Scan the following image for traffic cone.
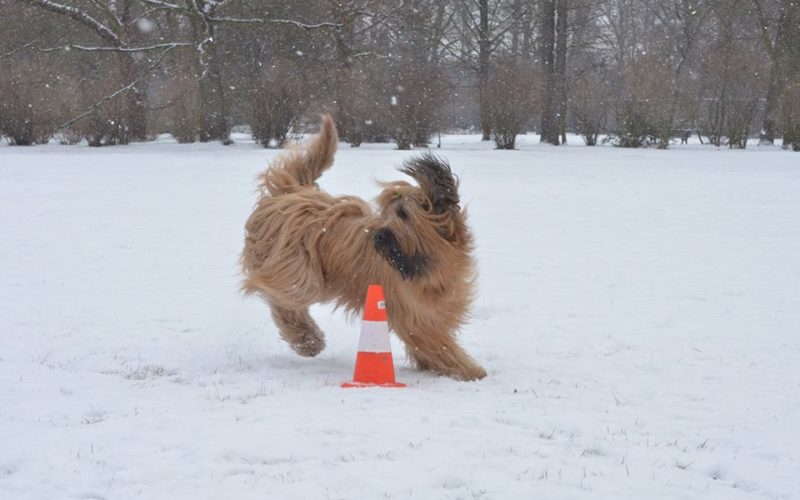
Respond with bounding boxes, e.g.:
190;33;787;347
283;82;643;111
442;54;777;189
341;285;406;388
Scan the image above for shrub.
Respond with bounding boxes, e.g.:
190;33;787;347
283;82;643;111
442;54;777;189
570;77;608;146
0;60;57;145
485;61;538;150
248;63;308;148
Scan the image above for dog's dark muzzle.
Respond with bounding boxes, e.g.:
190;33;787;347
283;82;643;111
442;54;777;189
373;228;395;249
373;228;427;280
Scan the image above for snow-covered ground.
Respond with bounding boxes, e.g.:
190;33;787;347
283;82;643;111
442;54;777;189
1;134;798;499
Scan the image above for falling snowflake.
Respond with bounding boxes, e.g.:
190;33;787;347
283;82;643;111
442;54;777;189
136;18;155;33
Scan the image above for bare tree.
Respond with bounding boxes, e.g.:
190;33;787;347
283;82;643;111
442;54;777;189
648;0;710;148
697;0;764;148
451;0;523;140
752;0;783;144
383;0;452;149
537;0;570;145
13;0;158;142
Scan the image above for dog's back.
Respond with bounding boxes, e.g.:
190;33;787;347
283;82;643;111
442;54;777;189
242;115;344;298
259;115;338;196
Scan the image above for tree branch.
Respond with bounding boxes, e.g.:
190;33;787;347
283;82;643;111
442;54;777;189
35;42;193;53
2;42;36;58
15;0;121;45
751;0;776;57
139;0;183;10
207;16;342;29
87;0;123;31
351;50;391;59
267;18;343;29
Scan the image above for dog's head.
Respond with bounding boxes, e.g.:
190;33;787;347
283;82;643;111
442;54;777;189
373;153;473;281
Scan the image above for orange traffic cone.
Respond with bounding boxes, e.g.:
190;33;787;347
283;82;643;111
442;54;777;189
341;285;406;388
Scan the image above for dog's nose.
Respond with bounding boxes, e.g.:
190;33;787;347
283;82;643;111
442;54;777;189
373;228;393;247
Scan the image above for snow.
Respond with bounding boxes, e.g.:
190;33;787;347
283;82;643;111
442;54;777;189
1;134;799;499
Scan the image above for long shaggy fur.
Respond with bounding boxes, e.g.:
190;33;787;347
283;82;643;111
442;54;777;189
241;115;486;381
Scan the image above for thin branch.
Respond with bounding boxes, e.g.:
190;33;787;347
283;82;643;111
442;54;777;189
303;17;344;29
440;39;479;69
2;42;36;58
208;16;342;29
206;16;262;23
139;0;183;10
35;42;193;53
214;0;237;10
351;50;391;59
87;0;122;31
489;15;520;46
751;0;775;57
128;6;173;25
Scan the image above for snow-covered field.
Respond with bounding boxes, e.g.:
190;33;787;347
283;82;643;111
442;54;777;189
1;134;798;499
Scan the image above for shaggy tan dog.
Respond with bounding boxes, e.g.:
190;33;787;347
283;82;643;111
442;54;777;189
241;116;486;381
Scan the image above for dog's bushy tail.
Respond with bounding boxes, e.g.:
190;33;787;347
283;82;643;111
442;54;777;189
260;115;338;196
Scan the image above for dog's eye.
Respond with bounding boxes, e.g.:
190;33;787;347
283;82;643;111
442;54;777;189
420;200;431;212
396;205;408;220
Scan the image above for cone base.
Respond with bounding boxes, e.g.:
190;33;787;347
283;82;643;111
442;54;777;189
342;351;405;388
341;381;406;388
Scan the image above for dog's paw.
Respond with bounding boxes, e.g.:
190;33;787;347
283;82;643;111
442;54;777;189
428;361;487;381
291;337;326;357
458;364;487;381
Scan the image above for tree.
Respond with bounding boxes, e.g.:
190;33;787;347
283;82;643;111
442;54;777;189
384;0;451;149
775;0;799;149
697;0;764;148
538;0;558;144
452;0;524;140
537;0;569;145
14;0;158;142
648;0;710;148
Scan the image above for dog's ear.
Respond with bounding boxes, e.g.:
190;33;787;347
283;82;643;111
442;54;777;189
400;153;460;214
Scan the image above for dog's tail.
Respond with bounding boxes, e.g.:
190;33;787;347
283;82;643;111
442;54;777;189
260;115;338;196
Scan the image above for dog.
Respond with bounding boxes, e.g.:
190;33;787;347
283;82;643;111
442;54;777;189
241;115;486;381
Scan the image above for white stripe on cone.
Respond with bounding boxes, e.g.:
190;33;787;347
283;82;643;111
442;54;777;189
357;320;391;353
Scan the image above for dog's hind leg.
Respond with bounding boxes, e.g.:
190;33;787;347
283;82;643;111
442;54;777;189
391;320;486;381
269;304;326;357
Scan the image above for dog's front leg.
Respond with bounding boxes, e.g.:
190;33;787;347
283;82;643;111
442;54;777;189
269;303;326;357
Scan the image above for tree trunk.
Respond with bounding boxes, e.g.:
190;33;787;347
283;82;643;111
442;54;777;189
478;0;491;141
190;10;229;143
760;63;780;144
755;0;784;145
777;0;799;149
555;0;568;145
521;6;533;59
206;37;230;143
332;2;361;146
119;53;147;142
539;0;559;145
118;0;146;142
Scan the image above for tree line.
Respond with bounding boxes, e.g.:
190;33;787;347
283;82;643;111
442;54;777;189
1;0;798;150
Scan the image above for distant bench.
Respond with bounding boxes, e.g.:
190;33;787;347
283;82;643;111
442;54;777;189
670;129;693;144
